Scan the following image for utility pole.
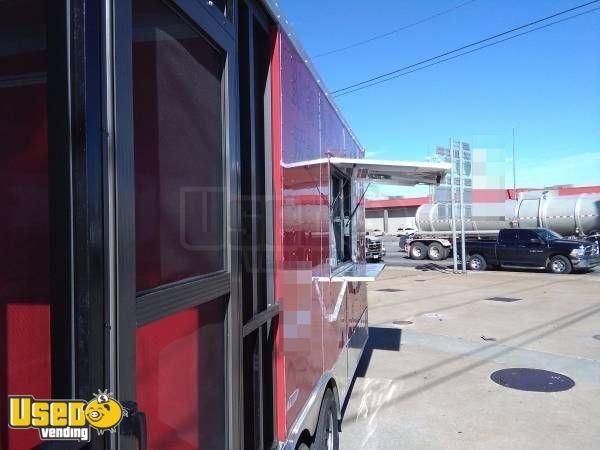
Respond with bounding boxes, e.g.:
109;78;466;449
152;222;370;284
459;141;467;273
450;139;458;273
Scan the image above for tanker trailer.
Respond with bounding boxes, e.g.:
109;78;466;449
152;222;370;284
514;192;600;237
415;200;517;233
407;191;600;260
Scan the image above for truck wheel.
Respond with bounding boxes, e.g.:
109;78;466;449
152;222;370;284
548;255;572;274
468;254;487;271
313;389;339;450
410;242;428;260
427;243;446;261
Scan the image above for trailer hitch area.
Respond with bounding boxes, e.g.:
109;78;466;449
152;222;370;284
120;400;147;450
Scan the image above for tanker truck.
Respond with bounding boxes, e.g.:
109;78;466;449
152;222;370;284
405;190;600;260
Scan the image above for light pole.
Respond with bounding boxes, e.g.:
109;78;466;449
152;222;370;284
450;139;458;273
459;141;466;273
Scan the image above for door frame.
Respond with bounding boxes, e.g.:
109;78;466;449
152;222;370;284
237;1;278;447
110;0;242;448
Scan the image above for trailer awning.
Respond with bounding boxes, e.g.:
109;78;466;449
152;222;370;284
283;157;450;186
330;157;449;186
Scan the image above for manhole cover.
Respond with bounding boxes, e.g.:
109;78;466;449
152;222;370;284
378;288;404;292
485;296;521;303
490;368;574;392
415;279;426;282
392;320;413;326
593;335;600;341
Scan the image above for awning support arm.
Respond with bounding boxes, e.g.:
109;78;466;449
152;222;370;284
347;182;372;225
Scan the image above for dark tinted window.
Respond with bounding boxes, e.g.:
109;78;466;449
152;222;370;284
499;229;519;242
537;229;562;241
519;230;539;242
133;0;225;292
331;171;352;265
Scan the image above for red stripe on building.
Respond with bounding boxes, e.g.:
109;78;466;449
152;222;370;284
558;185;600;196
365;196;431;209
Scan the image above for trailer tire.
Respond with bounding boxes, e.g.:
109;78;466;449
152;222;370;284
410;242;428;260
427;243;446;261
548;255;572;274
467;254;487;271
313;389;339;450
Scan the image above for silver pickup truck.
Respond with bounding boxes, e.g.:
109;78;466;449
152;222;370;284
366;235;386;262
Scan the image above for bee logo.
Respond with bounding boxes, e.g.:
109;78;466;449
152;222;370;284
84;390;127;435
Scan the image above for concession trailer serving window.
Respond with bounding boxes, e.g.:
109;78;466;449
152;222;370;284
284;158;450;281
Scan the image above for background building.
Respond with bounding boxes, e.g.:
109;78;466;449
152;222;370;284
365;197;429;232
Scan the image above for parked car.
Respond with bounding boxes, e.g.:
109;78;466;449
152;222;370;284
465;228;600;274
396;227;417;237
368;228;385;237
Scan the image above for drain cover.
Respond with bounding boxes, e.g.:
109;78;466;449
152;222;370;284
490;368;574;392
485;296;521;303
378;288;404;292
392;320;413;326
415;279;426;282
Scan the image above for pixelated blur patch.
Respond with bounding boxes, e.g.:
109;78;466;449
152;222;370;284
281;265;314;352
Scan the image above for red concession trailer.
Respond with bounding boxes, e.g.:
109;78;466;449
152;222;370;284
0;0;448;449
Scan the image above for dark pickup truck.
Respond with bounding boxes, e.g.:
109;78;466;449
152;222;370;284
465;228;600;274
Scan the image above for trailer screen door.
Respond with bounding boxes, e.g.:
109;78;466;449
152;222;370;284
114;0;238;448
132;1;227;447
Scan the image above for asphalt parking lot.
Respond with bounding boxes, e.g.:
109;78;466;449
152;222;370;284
340;264;600;450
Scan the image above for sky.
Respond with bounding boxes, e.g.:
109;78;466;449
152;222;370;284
279;0;600;197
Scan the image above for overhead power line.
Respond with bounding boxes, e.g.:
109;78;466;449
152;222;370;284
331;0;600;97
314;0;479;58
334;5;600;98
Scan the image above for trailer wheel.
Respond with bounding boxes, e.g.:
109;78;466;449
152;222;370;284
427;243;447;261
410;242;428;260
313;389;339;450
467;254;487;271
548;255;572;274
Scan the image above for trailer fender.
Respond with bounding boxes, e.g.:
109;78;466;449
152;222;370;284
282;372;341;449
